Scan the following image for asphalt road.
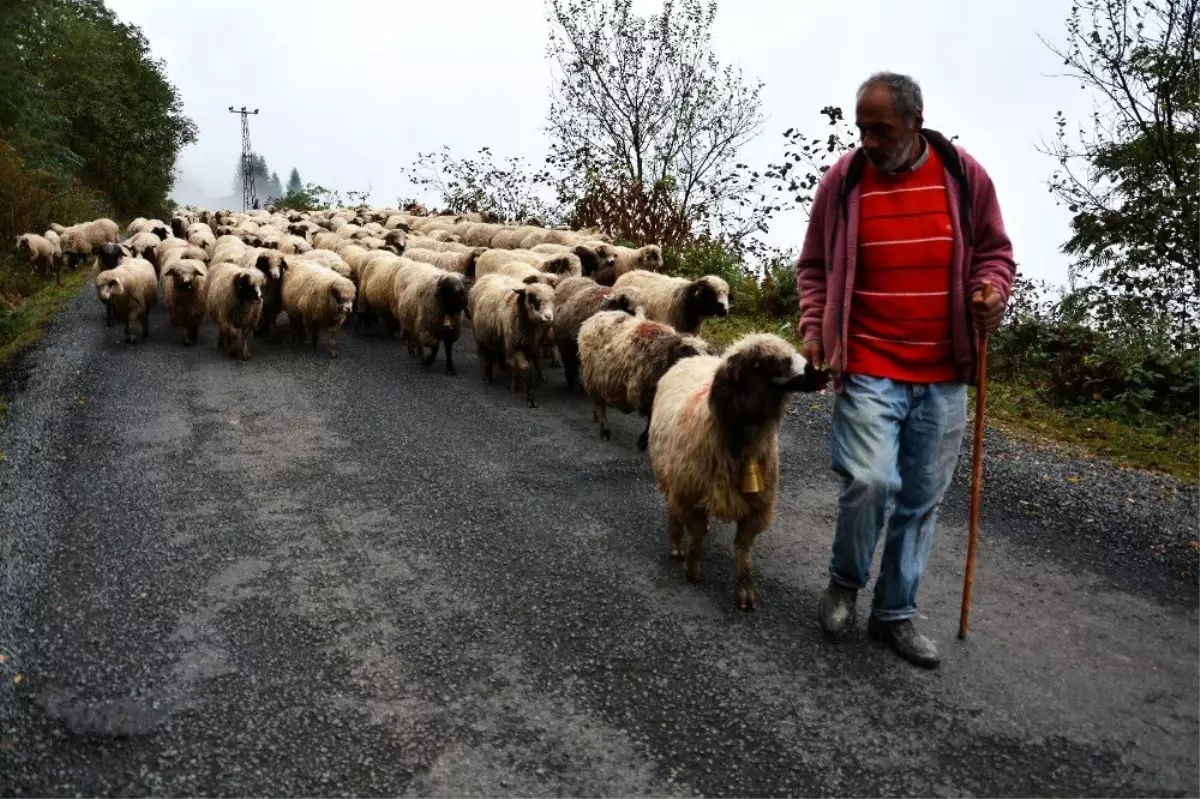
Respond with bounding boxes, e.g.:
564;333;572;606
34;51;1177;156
2;291;1197;797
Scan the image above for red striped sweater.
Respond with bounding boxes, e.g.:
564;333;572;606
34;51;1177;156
846;144;959;383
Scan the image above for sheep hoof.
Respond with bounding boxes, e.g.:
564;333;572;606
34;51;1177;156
669;544;684;560
600;427;611;442
684;561;701;583
636;431;649;451
421;354;436;367
445;366;457;377
738;588;757;611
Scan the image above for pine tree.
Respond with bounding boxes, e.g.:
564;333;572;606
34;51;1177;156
286;167;302;194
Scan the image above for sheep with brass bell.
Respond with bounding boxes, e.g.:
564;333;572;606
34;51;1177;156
647;333;830;610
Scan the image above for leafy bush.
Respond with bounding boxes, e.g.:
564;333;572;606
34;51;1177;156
991;278;1199;422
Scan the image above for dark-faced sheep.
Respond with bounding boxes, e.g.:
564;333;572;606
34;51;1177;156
648;333;830;610
578;310;707;449
161;258;208;345
553;278;645;392
95;257;157;344
61;218;119;269
391;261;470;375
467;274;555;408
613;270;729;335
207;262;265;360
241;248;288;337
281;258;356;359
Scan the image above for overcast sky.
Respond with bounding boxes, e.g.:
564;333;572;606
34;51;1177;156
104;0;1094;286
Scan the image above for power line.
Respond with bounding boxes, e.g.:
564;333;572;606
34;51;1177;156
228;106;260;211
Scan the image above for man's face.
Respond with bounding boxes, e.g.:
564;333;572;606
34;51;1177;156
855;85;921;173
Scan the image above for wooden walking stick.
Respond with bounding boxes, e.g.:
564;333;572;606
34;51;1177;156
958;282;993;640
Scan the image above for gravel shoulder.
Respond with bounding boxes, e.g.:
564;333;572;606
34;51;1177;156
1;292;1196;797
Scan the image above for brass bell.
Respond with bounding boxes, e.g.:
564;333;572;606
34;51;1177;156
741;459;763;494
443;314;454;328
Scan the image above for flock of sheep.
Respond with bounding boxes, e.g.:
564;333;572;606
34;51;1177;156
14;206;828;609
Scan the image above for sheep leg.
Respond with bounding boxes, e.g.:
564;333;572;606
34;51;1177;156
382;312;399;338
589;393;611;441
187;324;199;345
479;344;495;385
420;340;440;368
141;311;150;339
327;326;340;360
667;512;686;559
683;507;710;583
443;338;456;376
105;303;116;328
238;328;251;361
308;322;320;350
123;315;136;345
637;412;652;452
734;515;769;611
288;314;305;345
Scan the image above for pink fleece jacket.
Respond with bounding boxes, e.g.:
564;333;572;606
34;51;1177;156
795;141;1017;388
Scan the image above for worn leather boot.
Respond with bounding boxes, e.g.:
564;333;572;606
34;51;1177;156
817;580;858;639
867;617;940;669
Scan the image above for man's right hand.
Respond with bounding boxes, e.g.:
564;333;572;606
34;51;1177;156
801;339;825;371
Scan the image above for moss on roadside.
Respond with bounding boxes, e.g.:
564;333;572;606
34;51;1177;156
0;268;88;423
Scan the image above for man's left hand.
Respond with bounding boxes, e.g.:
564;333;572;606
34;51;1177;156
971;286;1006;334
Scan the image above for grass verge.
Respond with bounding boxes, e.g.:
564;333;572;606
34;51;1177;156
698;314;1199;483
0;268;88;423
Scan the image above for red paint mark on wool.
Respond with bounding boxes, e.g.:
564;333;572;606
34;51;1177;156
682;381;712;426
634;322;667;340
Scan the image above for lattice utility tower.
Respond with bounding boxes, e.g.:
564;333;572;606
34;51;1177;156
228;106;260;210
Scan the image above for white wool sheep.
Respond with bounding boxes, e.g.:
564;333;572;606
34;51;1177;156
210;235;249;267
578;310;708;449
532;241;616;280
186;222;217;254
161;258;208;345
384;215;412;232
488;226;541;249
43;229;62;262
517;228;578;250
459;223;503;247
473;249;575;281
60;218;119;269
161;244;209;273
553;278;646;392
297;249;353;279
128;218;172;240
95;257;157;343
391;261;470;375
279;235;312;255
595;244;663;285
648;333;829;609
404;246;487;279
206;261;265;361
15;234;57;277
354;251;408;336
126;231;163;271
48;222;66;235
313;231;342;251
485;261;560;288
467;274;555;408
281;257;357;359
404;237;476;255
156;236;189;267
612;270;730;335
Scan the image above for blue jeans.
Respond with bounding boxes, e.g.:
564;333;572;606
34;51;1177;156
829;375;967;622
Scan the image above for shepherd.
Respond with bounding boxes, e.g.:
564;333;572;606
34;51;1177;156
796;72;1017;668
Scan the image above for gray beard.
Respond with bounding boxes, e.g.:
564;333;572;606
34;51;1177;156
878;132;921;174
